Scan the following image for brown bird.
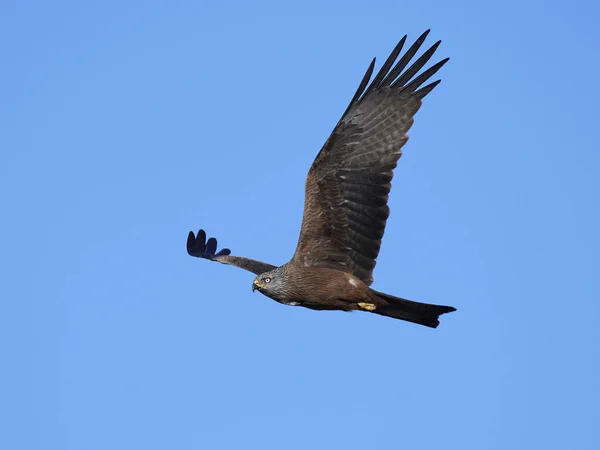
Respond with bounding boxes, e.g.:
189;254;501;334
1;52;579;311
188;30;456;328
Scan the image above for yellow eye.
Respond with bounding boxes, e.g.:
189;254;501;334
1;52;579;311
263;277;271;283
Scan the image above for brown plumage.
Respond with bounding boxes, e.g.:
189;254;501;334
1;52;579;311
187;30;456;328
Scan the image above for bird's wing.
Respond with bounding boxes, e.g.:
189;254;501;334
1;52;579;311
292;30;448;286
187;230;277;275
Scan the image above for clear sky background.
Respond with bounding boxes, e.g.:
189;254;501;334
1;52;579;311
2;1;599;449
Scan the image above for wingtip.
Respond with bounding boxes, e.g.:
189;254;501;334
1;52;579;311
419;29;432;40
187;228;232;259
216;248;232;256
186;230;198;256
414;78;442;98
368;57;376;72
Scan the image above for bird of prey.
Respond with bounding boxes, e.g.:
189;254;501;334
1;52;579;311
188;30;456;328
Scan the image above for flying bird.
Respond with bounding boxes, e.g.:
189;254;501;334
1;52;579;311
188;30;456;328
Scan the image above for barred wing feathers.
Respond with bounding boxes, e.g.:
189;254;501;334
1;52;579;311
292;30;448;285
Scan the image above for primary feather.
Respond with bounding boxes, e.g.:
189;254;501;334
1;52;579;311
292;31;449;285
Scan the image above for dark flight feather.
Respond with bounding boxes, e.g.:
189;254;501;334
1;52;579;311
187;230;231;258
364;36;407;97
292;31;448;285
187;229;276;275
380;29;431;87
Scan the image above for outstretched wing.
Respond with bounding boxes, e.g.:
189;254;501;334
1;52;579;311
187;229;277;275
292;30;448;286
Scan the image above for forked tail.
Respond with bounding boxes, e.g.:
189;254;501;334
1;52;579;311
369;289;456;328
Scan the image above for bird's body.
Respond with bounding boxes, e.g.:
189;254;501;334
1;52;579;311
187;30;457;328
249;264;454;328
254;265;369;309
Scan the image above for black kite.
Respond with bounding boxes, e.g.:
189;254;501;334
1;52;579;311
188;30;456;328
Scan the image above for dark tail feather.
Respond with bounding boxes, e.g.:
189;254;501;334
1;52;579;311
369;289;456;328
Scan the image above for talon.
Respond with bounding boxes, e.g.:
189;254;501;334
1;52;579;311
358;302;376;311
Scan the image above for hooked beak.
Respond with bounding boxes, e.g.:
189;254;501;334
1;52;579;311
252;279;263;292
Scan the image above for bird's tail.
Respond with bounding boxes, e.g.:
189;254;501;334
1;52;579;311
369;289;456;328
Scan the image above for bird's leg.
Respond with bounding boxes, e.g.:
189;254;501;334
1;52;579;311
357;302;377;311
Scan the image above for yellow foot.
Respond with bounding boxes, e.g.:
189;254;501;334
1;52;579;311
358;302;377;311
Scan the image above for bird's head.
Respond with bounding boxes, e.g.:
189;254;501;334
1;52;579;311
252;267;286;298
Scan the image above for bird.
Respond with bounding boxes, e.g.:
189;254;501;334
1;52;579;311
187;30;456;328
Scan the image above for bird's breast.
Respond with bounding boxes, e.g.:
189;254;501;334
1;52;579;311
282;267;369;305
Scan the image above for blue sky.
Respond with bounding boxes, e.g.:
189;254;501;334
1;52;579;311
1;1;599;449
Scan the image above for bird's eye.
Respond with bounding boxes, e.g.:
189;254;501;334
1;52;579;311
263;277;271;283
